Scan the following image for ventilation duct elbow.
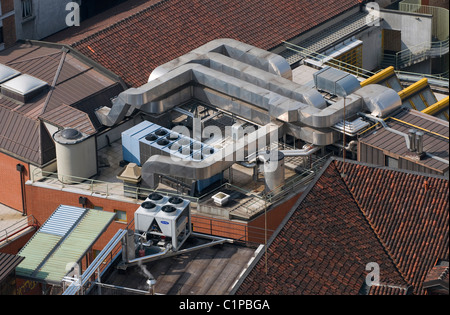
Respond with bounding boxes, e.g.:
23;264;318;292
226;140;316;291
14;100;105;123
353;84;402;118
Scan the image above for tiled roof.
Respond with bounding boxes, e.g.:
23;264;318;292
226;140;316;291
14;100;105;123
0;41;124;165
234;160;409;295
234;159;448;295
334;160;449;295
65;0;363;87
0;253;24;283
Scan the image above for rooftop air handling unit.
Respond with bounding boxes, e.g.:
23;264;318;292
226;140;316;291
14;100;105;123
120;193;232;269
134;194;191;252
122;121;223;196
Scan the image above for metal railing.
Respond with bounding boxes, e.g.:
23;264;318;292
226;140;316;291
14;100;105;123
0;215;37;245
31;151;326;218
399;1;449;41
30;168;201;205
284;41;449;86
382;39;449;70
283;41;376;79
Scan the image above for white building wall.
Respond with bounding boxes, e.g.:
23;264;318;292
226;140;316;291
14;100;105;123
381;8;433;54
14;0;79;40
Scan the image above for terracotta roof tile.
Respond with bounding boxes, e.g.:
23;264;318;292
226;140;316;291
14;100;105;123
334;160;449;295
235;161;408;295
67;0;362;87
234;159;448;295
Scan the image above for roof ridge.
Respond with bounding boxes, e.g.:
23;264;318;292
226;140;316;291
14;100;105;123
331;160;412;288
371;282;413;294
439;267;449;280
72;0;171;47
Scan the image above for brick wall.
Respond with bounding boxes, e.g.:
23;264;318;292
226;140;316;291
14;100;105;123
24;183;302;247
0;153;29;211
0;0;16;49
0;0;14;13
24;184;140;251
427;0;449;9
1;15;16;48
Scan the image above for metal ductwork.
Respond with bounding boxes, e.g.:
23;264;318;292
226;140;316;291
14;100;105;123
141;123;281;189
148;38;293;81
313;66;361;97
96;39;406;190
96;39;403;136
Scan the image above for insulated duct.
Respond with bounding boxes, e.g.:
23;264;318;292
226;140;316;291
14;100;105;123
148;38;293;81
141;123;281;189
96;38;407;191
96;39;402;141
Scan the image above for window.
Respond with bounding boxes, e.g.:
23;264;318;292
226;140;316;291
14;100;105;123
0;27;4;44
22;0;33;19
93;206;104;211
114;210;127;223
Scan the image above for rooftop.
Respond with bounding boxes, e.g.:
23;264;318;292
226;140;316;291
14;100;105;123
233;158;449;295
47;0;363;87
0;41;124;166
359;107;449;174
97;239;259;295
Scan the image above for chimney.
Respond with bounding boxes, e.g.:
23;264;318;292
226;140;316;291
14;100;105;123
408;129;417;152
415;131;424;155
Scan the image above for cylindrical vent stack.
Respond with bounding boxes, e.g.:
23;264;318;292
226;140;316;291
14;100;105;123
53;128;97;184
415;131;424;155
408;129;417;152
262;150;285;193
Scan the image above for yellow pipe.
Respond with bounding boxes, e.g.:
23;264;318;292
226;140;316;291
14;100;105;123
398;78;429;100
389;117;449;140
360;66;395;87
422;96;449;116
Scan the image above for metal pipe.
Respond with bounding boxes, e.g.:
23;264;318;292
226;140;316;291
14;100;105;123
280;145;321;157
358;113;449;165
125;233;232;266
126;247;171;265
16;164;27;216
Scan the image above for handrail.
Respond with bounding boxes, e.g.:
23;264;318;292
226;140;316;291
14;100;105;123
30;168;201;204
382;39;449;71
284;40;449;86
283;41;376;79
0;215;38;244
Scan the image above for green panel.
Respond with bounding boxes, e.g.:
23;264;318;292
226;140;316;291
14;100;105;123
16;233;61;278
38;210;116;283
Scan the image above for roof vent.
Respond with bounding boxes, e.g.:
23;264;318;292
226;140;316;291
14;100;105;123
60;128;82;140
0;74;48;103
0;64;21;83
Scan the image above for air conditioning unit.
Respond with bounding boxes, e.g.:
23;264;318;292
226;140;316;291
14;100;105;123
134;194;191;251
